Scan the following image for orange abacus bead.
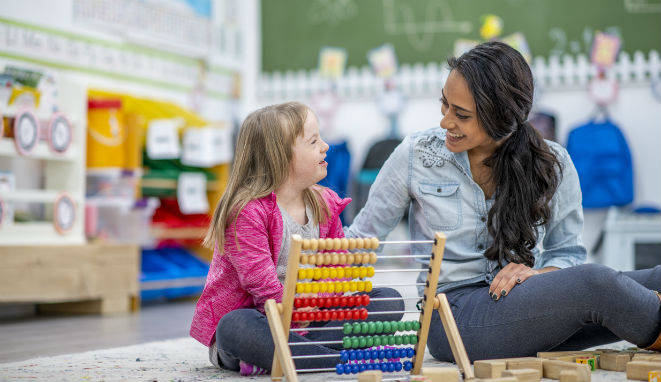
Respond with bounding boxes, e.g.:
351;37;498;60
299;254;308;265
371;237;380;249
324;254;332;265
317;239;326;251
370;252;378;264
341;238;349;250
302;239;310;250
355;238;364;248
310;240;318;251
347;254;355;264
308;254;317;265
362;252;370;264
315;254;323;265
348;238;357;250
331;253;340;265
333;238;341;250
339;254;348;264
325;238;334;249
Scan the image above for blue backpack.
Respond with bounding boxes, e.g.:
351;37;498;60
566;117;633;208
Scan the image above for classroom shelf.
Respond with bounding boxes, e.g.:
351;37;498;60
0;189;79;204
0;221;84;245
0;137;78;161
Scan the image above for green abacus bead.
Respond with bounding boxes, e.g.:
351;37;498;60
375;321;383;333
413;321;421;330
411;334;418;344
399;321;407;332
392;321;400;332
343;323;352;335
343;337;351;349
353;322;361;334
359;337;367;348
387;335;396;345
368;322;376;334
383;321;391;333
373;336;382;346
366;336;374;347
404;321;413;331
395;335;403;345
361;322;369;334
351;337;360;349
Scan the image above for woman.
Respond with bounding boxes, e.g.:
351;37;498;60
345;41;661;360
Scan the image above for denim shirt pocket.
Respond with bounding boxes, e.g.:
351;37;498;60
416;182;462;230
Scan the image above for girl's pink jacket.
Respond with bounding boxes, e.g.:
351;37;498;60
190;188;351;346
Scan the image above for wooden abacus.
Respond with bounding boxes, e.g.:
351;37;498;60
265;232;474;381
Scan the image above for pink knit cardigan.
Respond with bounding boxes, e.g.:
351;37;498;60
190;188;351;346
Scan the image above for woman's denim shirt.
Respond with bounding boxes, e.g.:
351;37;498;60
344;127;587;294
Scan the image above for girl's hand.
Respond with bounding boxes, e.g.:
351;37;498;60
295;293;319;328
488;263;538;301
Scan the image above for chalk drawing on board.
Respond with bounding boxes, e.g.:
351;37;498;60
624;0;661;12
383;0;472;52
309;0;359;26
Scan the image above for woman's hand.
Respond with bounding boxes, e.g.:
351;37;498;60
488;263;538;301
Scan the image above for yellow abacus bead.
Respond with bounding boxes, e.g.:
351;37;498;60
329;268;338;278
321;268;330;279
356;238;364;248
308;254;317;265
337;268;345;278
359;267;367;278
333;238;341;250
342;281;350;292
305;283;313;293
347;254;355;265
318;239;326;251
319;282;328;293
371;237;380;250
298;269;306;280
348;238;357;250
331;253;340;265
340;254;348;264
370;252;378;264
367;267;375;277
365;281;373;292
327;282;335;293
308;268;315;279
299;254;308;265
341;238;349;250
362;252;370;264
302;239;310;250
349;281;357;291
353;267;361;278
310;240;318;251
313;268;322;280
357;281;365;292
296;283;304;293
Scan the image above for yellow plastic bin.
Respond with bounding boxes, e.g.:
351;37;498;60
87;98;125;169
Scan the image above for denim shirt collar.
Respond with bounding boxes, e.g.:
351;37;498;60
416;129;473;181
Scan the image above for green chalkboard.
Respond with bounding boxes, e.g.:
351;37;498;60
262;0;661;72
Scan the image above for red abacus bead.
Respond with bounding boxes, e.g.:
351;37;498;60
332;297;340;307
307;298;315;307
330;310;338;320
324;298;332;308
337;310;345;321
348;296;356;307
294;299;302;308
323;310;331;321
292;312;300;322
339;297;347;307
315;311;323;321
362;295;370;306
352;309;361;320
360;308;368;320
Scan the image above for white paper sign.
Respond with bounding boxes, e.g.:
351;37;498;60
181;126;232;167
147;119;181;159
177;172;209;214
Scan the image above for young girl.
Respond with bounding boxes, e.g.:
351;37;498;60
190;102;403;375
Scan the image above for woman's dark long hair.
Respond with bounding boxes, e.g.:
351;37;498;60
448;41;562;267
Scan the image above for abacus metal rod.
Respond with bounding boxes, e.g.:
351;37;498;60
296;367;336;373
374;269;424;273
370;296;421;302
379;240;434;244
327;378;407;382
291;354;339;359
376;254;431;259
289;340;343;346
373;282;426;287
368;310;420;315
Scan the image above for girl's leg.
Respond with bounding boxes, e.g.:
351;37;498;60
216;309;340;371
427;263;661;361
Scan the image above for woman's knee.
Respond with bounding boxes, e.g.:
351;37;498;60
574;263;619;291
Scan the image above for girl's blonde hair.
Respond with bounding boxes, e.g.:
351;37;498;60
204;101;330;251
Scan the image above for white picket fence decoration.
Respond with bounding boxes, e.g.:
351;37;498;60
258;51;661;101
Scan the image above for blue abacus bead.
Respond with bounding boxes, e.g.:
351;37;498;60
380;362;388;372
378;350;386;360
358;364;366;373
393;348;401;358
351;364;359;374
336;364;344;375
356;350;365;360
404;361;413;371
371;349;378;360
340;350;349;363
385;349;393;359
406;348;415;358
395;362;403;372
388;362;395;372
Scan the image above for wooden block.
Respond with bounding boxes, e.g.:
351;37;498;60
501;369;541;382
559;370;579;382
627;361;661;381
358;370;382;382
541;359;590;382
550;356;579;363
599;352;630;372
505;358;543;376
421;367;461;382
473;378;517;382
575;357;596;371
537;351;600;359
474;360;507;379
634;354;661;362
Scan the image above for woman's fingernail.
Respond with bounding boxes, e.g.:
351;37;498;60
491;293;498;301
501;289;507;297
516;278;522;284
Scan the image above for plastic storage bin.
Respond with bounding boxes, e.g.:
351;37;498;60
140;247;209;301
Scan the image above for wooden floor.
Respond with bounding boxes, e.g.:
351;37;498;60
0;299;197;363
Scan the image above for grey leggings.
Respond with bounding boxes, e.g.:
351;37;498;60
428;263;661;361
